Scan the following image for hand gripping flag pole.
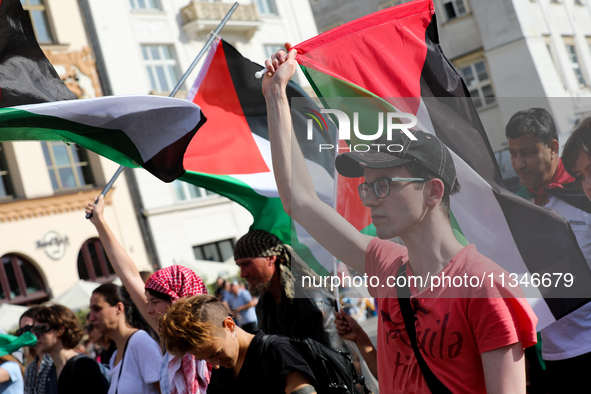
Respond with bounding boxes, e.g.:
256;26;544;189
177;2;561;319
86;2;239;219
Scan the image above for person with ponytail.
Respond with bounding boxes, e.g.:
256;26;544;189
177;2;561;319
85;196;210;394
89;283;162;394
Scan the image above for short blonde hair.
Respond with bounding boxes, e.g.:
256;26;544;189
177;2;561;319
158;294;230;356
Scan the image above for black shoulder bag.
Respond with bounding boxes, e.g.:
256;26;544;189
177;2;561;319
397;264;451;394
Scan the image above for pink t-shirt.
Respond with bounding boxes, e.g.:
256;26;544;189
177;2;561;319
365;238;538;394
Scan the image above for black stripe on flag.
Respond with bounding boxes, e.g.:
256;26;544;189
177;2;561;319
0;0;77;108
221;40;336;175
420;14;591;320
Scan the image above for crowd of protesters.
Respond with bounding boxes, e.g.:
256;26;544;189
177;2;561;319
3;47;591;394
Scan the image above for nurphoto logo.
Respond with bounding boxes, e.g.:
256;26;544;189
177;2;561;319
304;107;418;152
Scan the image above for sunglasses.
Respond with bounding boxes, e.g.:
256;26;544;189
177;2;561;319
32;324;55;338
16;324;33;337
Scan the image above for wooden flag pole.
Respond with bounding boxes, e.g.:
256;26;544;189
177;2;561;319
86;2;239;219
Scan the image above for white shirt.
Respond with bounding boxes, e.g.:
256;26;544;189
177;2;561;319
108;330;162;394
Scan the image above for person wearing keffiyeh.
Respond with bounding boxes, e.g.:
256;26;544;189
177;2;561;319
234;230;336;350
506;108;591;394
145;266;211;394
85;196;210;394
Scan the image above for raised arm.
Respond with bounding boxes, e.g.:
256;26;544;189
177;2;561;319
85;195;156;332
262;44;372;273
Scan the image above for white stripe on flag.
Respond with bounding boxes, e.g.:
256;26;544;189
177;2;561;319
417;98;555;330
16;95;202;162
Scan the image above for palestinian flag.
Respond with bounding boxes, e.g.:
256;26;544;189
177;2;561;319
0;0;205;183
184;38;337;275
293;0;591;329
0;96;205;182
0;0;77;106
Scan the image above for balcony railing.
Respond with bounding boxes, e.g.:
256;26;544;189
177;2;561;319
181;1;262;38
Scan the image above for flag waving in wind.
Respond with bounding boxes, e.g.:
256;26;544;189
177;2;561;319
0;0;206;183
293;0;591;329
0;0;76;106
183;38;337;275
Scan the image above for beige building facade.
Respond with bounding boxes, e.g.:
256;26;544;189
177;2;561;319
0;0;151;306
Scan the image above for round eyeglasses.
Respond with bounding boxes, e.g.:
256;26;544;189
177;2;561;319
358;177;425;200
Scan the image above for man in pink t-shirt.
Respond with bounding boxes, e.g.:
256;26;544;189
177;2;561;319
261;44;537;394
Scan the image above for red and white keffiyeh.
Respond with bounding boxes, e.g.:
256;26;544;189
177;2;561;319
145;265;211;394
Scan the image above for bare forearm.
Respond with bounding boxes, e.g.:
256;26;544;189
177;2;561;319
352;331;378;380
93;217;141;280
265;87;319;216
92;216;149;320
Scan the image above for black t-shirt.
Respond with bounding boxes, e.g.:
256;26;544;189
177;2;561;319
207;331;315;394
57;354;109;394
256;289;331;348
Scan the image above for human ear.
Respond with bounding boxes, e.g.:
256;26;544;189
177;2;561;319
267;255;277;267
222;316;236;331
548;140;559;158
426;178;445;207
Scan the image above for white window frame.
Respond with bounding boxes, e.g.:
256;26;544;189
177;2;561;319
457;59;496;110
255;0;278;15
564;41;587;88
0;144;13;200
142;45;181;93
172;180;217;203
441;0;468;21
41;142;94;191
20;0;55;44
129;0;162;11
192;239;235;263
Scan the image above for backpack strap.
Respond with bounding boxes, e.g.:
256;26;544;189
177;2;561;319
258;334;278;378
397;264;451;394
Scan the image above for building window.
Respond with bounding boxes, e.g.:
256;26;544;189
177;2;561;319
255;0;278;15
20;0;55;44
129;0;162;10
173;180;216;202
0;144;14;200
41;142;94;191
442;0;467;21
142;45;181;93
0;254;49;305
565;44;587;87
77;239;116;283
193;239;234;263
459;60;496;109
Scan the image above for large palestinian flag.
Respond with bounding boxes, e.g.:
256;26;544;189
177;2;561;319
0;0;205;183
0;96;205;182
293;0;591;329
184;38;337;275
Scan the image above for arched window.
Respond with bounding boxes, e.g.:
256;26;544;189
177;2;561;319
0;254;49;305
77;238;116;283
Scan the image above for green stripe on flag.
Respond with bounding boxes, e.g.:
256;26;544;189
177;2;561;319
0;107;143;168
180;171;330;275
